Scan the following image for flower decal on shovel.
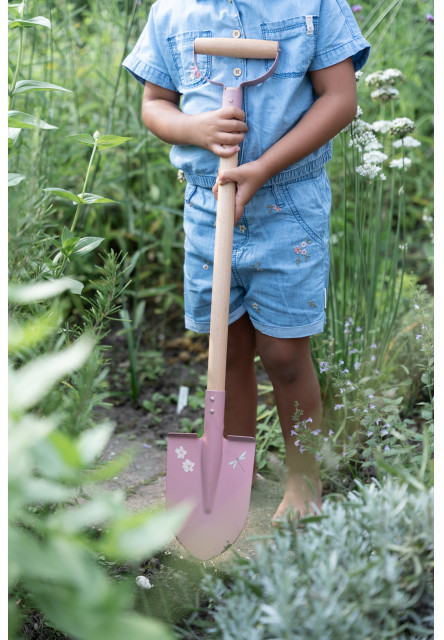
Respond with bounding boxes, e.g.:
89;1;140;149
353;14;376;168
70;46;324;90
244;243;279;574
228;451;247;471
182;459;195;472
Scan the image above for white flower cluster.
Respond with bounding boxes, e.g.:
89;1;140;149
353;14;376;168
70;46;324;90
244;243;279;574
389;157;412;171
363;150;388;164
392;135;421;148
370;86;399;102
388;117;415;138
356;163;386;180
371;120;393;134
365;68;406;88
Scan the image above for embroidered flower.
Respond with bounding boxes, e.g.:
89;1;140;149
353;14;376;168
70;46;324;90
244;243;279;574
182;459;195;472
294;239;312;266
175;446;187;459
202;262;209;270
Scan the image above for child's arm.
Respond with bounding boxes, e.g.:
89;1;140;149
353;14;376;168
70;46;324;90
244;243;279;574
215;57;358;222
141;82;248;158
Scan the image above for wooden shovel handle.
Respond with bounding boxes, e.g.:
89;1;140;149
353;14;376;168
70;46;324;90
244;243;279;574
207;152;238;391
194;38;279;59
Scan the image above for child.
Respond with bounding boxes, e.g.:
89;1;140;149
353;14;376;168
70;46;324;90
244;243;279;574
123;0;370;524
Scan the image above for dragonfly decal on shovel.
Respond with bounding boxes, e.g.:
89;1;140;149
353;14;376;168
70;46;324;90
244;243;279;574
228;451;247;472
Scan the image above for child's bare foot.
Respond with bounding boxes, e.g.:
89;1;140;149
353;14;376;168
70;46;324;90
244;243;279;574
272;472;322;526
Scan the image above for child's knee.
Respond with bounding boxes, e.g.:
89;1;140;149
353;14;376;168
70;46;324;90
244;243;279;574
258;337;312;385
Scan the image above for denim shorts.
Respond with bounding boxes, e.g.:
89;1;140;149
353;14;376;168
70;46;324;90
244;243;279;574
183;168;331;339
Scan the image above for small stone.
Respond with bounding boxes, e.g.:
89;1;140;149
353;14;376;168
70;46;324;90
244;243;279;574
136;575;153;589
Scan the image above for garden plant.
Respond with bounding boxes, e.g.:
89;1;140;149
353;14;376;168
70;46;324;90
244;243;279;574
8;0;434;638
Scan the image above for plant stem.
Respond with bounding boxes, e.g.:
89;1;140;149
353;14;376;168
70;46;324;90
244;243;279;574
57;139;99;276
9;26;24;110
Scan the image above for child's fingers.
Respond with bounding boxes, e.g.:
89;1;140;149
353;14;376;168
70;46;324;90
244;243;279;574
213;145;240;158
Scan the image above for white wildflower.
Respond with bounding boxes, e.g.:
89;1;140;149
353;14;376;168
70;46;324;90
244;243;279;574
389;117;415;137
371;120;393;134
355;70;363;81
389;157;412;171
349;128;382;152
365;68;406;87
371;87;400;102
363;150;388;165
392;136;421;148
356;163;383;180
177;169;185;183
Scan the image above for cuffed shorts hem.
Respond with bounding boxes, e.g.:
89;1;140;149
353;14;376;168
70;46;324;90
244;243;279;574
184;304;247;334
250;316;325;339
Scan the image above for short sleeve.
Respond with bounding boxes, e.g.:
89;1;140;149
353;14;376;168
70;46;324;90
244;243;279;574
309;0;371;72
122;6;177;91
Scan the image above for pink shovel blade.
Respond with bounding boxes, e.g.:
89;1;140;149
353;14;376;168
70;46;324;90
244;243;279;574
166;390;256;560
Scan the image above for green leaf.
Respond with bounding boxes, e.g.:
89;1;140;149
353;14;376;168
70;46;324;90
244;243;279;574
8;173;25;187
61;226;74;243
8;4;25;20
77;423;114;464
99;503;192;561
81;193;118;205
8;335;94;412
8;110;57;130
8;16;51;29
48;491;125;534
43;188;84;203
8;127;21;150
96;135;132;150
11;80;71;96
66;133;95;147
72;236;105;256
8;277;84;302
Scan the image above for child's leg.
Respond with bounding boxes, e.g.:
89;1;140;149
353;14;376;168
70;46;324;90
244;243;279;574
223;313;258;480
255;332;323;522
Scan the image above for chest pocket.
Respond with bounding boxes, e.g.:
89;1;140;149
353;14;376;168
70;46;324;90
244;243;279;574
260;16;318;78
168;30;212;89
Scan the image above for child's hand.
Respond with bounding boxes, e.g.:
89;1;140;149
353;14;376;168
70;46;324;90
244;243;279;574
195;107;248;157
213;160;269;224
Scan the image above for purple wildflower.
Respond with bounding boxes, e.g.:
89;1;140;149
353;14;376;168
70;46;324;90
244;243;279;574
416;334;422;341
384;445;390;450
312;429;321;436
381;428;388;436
293;439;300;447
426;13;434;22
319;361;329;373
370;343;377;349
369;404;376;410
367;431;373;437
328;430;335;436
352;4;363;12
354;362;361;370
334;404;344;410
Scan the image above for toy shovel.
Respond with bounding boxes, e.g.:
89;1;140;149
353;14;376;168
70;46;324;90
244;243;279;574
166;38;280;561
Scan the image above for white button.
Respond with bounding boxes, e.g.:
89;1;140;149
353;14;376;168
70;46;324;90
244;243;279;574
232;29;241;38
233;67;242;77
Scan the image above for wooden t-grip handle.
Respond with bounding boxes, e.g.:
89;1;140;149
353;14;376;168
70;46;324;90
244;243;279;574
194;38;279;59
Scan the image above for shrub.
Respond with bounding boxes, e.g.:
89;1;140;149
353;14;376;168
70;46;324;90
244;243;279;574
200;478;433;640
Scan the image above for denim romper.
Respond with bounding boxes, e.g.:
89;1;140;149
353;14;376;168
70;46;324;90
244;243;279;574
123;0;370;338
